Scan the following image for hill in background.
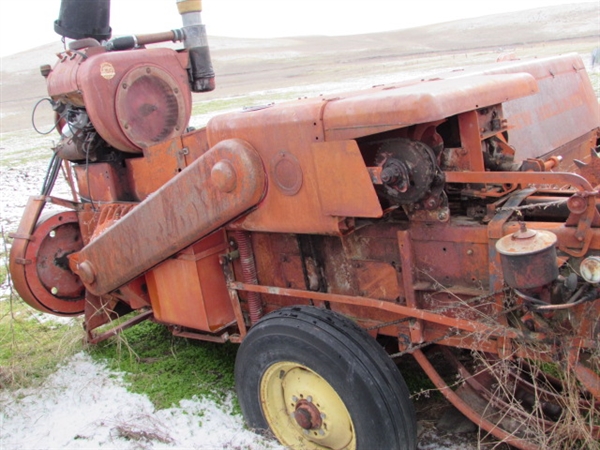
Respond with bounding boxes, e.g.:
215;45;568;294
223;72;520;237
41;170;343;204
1;2;598;133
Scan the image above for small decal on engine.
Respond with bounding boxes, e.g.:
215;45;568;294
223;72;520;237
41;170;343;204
100;63;116;80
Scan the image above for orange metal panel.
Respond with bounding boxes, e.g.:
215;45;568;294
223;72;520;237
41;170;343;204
125;138;185;200
208;99;346;235
147;231;235;332
458;111;486;171
322;73;537;141
73;163;131;202
481;54;600;160
310;140;382;218
355;261;399;301
182;126;211;162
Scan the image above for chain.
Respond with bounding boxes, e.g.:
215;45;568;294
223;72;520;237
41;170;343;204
366;317;413;331
496;198;568;212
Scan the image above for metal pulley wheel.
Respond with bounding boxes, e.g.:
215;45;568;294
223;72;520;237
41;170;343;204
10;210;85;316
375;138;439;205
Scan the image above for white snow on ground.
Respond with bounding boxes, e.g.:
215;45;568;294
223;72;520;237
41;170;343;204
0;352;475;450
0;352;284;450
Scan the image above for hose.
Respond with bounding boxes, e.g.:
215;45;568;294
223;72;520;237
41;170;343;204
514;285;598;311
40;152;63;196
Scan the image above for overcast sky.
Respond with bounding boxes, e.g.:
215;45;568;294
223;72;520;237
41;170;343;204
0;0;596;58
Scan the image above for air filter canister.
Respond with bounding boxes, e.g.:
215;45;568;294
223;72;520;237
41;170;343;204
495;224;558;290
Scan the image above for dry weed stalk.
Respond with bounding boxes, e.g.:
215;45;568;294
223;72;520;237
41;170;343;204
466;343;599;449
104;414;175;446
409;270;599;449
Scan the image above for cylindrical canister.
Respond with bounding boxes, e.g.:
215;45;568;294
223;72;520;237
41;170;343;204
495;224;558;290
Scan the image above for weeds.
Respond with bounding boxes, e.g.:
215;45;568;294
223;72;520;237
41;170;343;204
465;346;600;449
0;293;85;390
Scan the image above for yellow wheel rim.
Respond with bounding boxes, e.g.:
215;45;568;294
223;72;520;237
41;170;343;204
260;361;356;450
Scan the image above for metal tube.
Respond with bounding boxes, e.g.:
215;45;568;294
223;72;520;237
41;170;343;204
176;0;215;92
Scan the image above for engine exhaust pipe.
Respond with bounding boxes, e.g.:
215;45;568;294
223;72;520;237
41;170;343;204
54;0;112;41
177;0;215;92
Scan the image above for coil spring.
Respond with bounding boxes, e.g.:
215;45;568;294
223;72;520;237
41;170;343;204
234;230;262;325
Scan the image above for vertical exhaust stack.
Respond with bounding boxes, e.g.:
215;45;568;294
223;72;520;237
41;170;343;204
178;0;215;92
54;0;112;41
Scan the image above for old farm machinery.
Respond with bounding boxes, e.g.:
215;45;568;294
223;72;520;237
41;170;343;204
8;0;600;448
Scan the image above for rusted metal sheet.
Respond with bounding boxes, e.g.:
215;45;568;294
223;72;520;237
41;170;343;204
125;137;186;201
379;54;600;162
70;138;266;295
207;99;377;235
574;363;600;402
484;54;600;160
310;140;382;218
73;162;130;202
322;73;537;141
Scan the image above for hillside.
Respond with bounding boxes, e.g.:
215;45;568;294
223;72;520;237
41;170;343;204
1;2;599;133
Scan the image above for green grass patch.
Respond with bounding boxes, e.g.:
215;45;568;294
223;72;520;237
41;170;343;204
0;256;7;289
0;297;84;389
89;320;239;411
191;90;307;118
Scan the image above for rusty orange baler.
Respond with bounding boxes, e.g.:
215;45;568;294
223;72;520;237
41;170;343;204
8;1;600;449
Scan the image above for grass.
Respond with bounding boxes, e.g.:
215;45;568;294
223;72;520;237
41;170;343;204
0;228;85;390
0;298;85;390
190;88;313;119
89;320;240;411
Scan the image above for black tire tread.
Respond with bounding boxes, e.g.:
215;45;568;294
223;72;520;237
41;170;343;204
235;305;417;450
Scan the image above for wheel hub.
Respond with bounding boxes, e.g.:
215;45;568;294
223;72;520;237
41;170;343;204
294;399;323;430
260;362;355;449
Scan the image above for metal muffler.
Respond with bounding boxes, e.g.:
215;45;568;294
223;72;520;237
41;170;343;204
54;0;111;41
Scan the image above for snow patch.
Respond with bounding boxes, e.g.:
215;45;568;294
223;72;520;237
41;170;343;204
0;352;284;449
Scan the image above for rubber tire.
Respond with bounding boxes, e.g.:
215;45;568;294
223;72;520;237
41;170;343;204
235;305;417;449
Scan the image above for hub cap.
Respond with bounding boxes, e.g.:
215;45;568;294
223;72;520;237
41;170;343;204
260;361;356;449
